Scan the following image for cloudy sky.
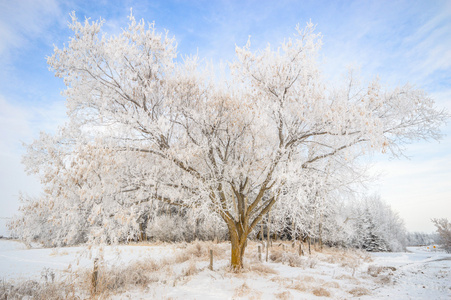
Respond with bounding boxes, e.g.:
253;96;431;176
0;0;449;234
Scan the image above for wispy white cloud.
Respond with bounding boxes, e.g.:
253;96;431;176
0;0;62;60
400;5;451;83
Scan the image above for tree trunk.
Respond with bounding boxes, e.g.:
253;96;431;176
139;223;144;242
221;189;278;270
230;232;246;270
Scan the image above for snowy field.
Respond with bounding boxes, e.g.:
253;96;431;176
1;239;450;299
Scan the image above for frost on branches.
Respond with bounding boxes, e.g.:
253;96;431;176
12;13;448;270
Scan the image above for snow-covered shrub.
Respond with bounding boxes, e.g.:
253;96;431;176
8;194;88;247
146;213;228;243
147;215;192;242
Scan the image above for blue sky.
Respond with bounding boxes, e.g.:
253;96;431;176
0;0;450;234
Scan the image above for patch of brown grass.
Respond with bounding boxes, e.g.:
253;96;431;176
377;275;392;284
49;249;69;256
286;281;308;292
348;287;371;297
0;277;82;299
269;250;307;268
312;287;331;297
275;290;292;299
77;257;176;297
336;274;360;284
234;282;251;297
269;250;285;262
322;281;340;289
270;276;287;285
298;275;318;283
249;263;279;275
175;241;227;263
175;242;203;263
367;265;384;277
320;247;372;268
182;260;199;277
307;257;318;268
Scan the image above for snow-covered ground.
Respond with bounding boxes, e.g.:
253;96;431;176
369;247;451;299
1;239;450;299
0;239;176;281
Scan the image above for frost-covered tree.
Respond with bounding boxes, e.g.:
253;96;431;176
406;232;439;246
16;13;447;269
341;195;406;252
432;218;451;253
271;156;364;244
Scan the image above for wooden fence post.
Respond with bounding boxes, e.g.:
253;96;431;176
92;258;99;294
266;213;270;262
308;236;311;255
258;245;262;262
209;249;213;270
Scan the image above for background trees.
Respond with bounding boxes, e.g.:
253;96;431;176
10;13;448;269
432;218;451;253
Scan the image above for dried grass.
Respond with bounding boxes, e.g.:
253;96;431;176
312;287;331;297
348;287;371;296
336;274;360;284
175;241;227;263
78;257;174;297
249;263;279;275
49;249;69;256
286;281;308;292
270;276;288;285
1;241;218;299
269;250;284;262
377;274;392;284
307;257;318;268
298;275;317;283
0;278;80;300
269;250;306;268
321;247;372;267
367;265;384;277
182;260;199;277
322;281;340;289
275;290;292;299
234;282;251;297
